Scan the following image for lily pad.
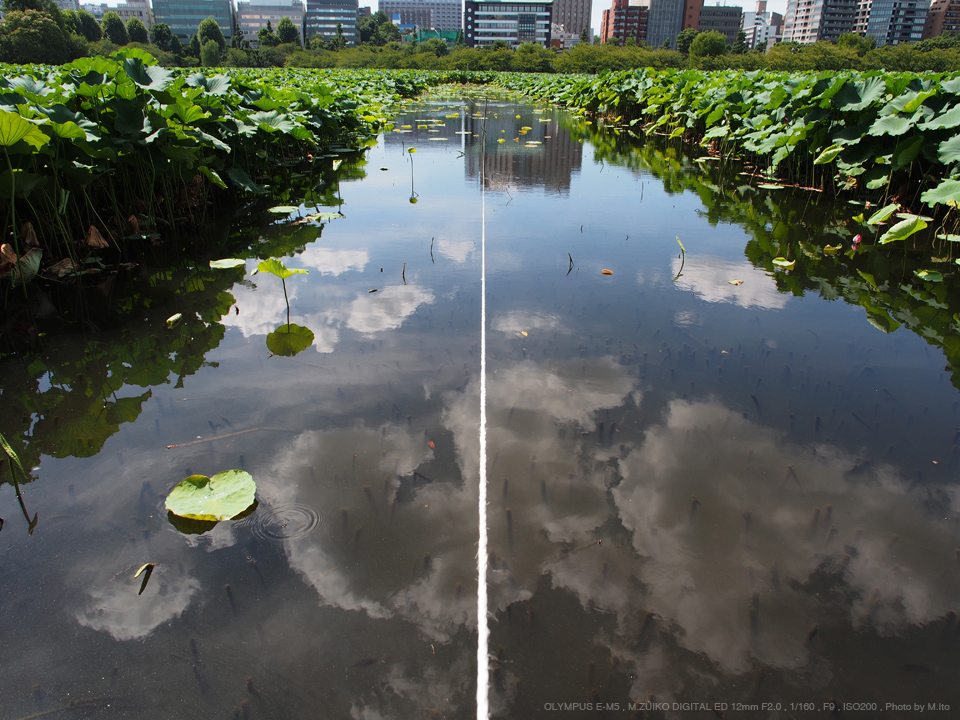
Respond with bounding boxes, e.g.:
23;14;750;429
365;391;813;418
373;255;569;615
268;205;299;214
165;469;256;522
772;257;796;270
266;323;314;356
210;258;246;269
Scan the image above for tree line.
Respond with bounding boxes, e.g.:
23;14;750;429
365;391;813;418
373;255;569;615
3;0;960;73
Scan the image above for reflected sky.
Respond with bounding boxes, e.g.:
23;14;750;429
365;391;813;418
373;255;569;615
2;95;960;720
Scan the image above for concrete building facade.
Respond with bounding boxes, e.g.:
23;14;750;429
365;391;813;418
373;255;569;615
553;0;592;35
924;0;960;36
856;0;929;43
697;3;742;43
464;0;553;47
113;0;153;28
741;0;782;47
600;0;648;43
379;0;462;30
782;0;857;43
237;0;306;43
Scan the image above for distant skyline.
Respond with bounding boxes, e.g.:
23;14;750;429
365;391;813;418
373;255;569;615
366;0;789;41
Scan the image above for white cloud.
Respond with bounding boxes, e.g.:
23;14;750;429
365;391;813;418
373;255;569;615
671;256;789;310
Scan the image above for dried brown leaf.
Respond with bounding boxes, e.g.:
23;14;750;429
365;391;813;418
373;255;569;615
85;226;108;249
21;221;38;248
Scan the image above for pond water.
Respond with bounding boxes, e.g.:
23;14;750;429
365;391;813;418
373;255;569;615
3;93;960;719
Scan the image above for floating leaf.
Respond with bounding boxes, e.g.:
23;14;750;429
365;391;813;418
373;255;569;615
165;469;257;522
305;211;344;223
772;257;796;270
937;233;960;242
823;245;842;255
757;183;784;189
268;205;299;214
879;216;927;244
256;258;307;279
727;279;744;285
407;148;417;153
266;323;314;356
134;562;155;595
601;269;613;275
210;258;246;269
166;313;182;328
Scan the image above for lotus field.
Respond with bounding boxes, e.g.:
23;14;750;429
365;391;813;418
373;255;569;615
0;52;483;285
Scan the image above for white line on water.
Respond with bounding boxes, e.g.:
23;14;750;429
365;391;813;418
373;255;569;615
477;97;490;720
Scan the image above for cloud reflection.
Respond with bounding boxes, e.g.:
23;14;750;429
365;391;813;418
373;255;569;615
671;256;789;310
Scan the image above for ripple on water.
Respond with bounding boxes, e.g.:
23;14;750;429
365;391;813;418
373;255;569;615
238;504;323;541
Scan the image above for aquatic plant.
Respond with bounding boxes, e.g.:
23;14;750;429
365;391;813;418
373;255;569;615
255;257;314;356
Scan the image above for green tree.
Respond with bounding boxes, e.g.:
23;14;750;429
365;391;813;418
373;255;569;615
76;9;101;41
101;10;128;45
126;17;148;44
200;38;220;66
689;29;726;57
189;33;201;56
676;27;698;54
232;18;244;48
197;16;225;51
150;21;171;50
604;35;620;46
732;28;747;54
579;27;589;44
490;38;509;50
276;16;299;45
329;22;346;50
374;20;400;45
170;34;183;54
61;9;77;35
0;9;69;63
356;13;377;43
258;20;279;47
419;36;447;56
659;37;671;49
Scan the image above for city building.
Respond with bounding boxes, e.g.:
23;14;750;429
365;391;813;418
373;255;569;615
782;0;857;43
741;0;782;47
380;0;462;30
54;0;80;11
697;3;742;43
152;0;235;40
550;21;583;45
80;3;107;19
358;4;371;15
681;0;701;31
856;0;929;43
600;0;648;43
553;0;592;36
463;0;553;47
645;0;685;47
304;0;358;42
114;0;153;29
237;0;305;44
924;0;960;36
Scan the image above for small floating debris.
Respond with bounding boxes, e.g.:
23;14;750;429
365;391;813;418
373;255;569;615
601;269;614;275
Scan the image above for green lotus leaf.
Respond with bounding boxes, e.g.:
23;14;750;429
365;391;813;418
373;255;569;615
772;257;795;270
257;258;307;279
879;216;927;244
0;109;49;149
268;205;299;214
867;203;900;225
915;269;943;282
266;323;314;356
305;211;344;222
165;470;257;522
813;144;843;165
923;179;960;208
210;258;246;269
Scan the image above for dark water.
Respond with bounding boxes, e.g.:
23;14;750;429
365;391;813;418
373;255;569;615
2;93;960;720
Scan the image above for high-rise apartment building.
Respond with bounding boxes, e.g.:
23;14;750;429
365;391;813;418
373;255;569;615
305;0;358;42
114;0;153;29
237;0;306;43
782;0;857;43
600;0;648;43
152;0;235;39
698;4;742;43
379;0;462;30
741;0;782;47
644;0;685;47
464;0;553;46
924;0;960;36
553;0;592;35
856;0;929;43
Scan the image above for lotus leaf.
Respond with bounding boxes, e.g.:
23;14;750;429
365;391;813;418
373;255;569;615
266;323;314;356
165;470;257;522
257;258;307;279
879;216;927;244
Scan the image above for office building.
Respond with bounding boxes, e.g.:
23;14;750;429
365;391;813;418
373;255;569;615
114;0;154;28
857;0;929;43
741;0;782;47
380;0;462;29
697;3;742;43
464;0;553;47
600;0;648;43
237;0;306;43
553;0;592;35
782;0;857;43
305;0;358;42
152;0;235;40
924;0;960;36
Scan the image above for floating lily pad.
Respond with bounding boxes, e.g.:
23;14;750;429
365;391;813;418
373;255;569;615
268;205;299;214
772;257;796;270
165;469;257;522
210;258;246;269
266;323;314;356
166;313;182;328
305;212;344;223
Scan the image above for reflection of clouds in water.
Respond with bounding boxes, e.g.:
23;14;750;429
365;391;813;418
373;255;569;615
345;284;435;334
613;399;958;674
436;239;476;264
76;561;200;641
298;246;369;275
671;256;789;310
224;281;292;337
492;311;565;336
